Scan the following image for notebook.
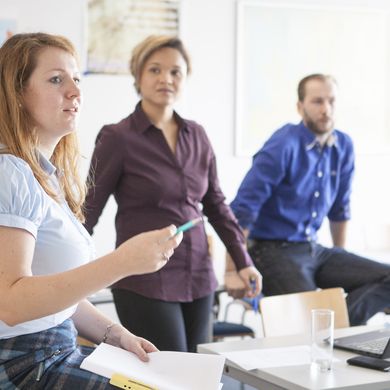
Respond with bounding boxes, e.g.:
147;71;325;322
80;343;225;390
334;328;390;358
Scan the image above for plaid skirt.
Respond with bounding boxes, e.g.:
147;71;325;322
0;319;115;389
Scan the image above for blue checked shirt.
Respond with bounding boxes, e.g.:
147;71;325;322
231;122;354;242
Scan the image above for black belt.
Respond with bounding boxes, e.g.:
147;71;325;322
250;239;310;248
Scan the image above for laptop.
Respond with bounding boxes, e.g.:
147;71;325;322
334;328;390;358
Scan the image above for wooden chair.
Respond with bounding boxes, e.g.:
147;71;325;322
260;287;350;337
77;336;95;347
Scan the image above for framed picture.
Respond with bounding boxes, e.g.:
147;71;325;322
0;19;16;46
87;0;180;74
235;0;390;156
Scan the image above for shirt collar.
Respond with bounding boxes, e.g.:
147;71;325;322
299;121;338;151
132;101;188;133
37;151;57;175
0;143;57;175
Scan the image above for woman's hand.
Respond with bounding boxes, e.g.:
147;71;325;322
238;266;262;298
224;270;246;299
105;323;157;362
115;225;183;277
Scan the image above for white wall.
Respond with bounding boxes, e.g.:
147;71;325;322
2;0;390;285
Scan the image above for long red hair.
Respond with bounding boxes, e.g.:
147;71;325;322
0;32;86;221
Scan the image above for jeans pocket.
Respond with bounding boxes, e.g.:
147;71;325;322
35;347;64;382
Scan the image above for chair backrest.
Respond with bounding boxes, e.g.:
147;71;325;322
259;287;350;337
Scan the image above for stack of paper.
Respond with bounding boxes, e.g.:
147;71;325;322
80;343;225;390
220;345;311;370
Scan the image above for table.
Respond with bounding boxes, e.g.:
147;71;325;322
197;326;390;390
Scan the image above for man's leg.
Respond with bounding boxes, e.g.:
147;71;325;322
314;246;390;325
249;240;318;296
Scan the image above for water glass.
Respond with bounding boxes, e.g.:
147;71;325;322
311;309;334;372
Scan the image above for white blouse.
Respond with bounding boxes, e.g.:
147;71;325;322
0;153;95;338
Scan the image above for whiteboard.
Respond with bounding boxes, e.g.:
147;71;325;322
235;0;390;156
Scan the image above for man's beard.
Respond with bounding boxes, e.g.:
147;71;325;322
305;116;334;135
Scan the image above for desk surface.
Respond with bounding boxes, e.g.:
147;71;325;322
198;326;390;390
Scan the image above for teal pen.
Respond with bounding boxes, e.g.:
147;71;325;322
175;217;203;235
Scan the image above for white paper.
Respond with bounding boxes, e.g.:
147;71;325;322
221;345;312;370
80;343;225;390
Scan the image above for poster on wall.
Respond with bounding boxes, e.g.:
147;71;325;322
87;0;180;74
0;19;17;46
235;1;390;156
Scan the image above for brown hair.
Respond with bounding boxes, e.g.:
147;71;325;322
0;32;86;221
297;74;337;102
130;35;192;94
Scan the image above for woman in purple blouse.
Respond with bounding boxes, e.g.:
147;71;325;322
84;35;262;352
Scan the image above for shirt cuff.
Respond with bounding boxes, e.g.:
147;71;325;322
0;213;38;239
328;214;351;222
228;242;253;271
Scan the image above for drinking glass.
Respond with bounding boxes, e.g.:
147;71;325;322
311;309;334;372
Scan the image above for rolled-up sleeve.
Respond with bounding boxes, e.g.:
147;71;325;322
328;135;354;221
0;155;44;239
231;133;288;230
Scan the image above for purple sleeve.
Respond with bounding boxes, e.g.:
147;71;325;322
84;125;124;235
202;151;253;271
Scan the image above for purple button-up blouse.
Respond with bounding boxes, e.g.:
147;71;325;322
84;102;253;301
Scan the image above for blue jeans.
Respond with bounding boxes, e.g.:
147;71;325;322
249;240;390;325
0;319;113;389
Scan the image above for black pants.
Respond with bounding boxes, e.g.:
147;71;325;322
112;289;213;352
249;240;390;325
